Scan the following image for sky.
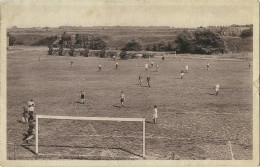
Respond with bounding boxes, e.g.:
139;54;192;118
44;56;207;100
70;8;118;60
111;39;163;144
4;0;255;28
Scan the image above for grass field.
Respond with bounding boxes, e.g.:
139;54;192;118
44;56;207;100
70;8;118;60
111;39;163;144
7;46;253;160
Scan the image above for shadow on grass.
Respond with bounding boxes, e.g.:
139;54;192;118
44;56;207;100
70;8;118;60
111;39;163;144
21;144;36;154
112;105;121;108
207;93;216;96
146;121;154;124
21;144;141;158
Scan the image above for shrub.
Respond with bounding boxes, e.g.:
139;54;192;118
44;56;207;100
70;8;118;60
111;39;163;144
119;50;127;60
142;53;154;59
100;49;106;58
106;51;118;58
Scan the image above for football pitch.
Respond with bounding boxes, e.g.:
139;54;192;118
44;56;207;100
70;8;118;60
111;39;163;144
7;47;253;160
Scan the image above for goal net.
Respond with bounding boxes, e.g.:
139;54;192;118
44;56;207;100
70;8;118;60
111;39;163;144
35;115;145;159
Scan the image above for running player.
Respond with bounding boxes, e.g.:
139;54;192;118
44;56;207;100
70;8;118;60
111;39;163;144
116;62;119;69
185;65;189;73
153;105;158;124
216;83;220;96
80;90;85;104
139;75;142;86
147;75;151;87
145;63;148;71
180;70;184;79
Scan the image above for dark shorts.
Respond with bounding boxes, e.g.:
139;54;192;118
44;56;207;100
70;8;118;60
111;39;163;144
120;98;124;102
81;95;85;99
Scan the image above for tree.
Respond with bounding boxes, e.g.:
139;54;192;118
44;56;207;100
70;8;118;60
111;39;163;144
122;39;142;51
194;29;227;54
157;41;173;51
175;30;195;53
152;44;157;51
240;28;253;39
90;37;107;50
175;29;227;54
7;32;16;46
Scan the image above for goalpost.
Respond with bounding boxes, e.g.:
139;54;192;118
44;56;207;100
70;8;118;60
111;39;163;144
35;115;146;158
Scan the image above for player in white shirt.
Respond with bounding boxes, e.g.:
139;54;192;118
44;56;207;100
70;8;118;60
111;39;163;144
28;106;35;116
120;91;125;107
99;65;102;71
156;64;159;72
145;63;148;71
185;65;189;73
116;62;119;69
216;83;220;96
207;62;209;70
180;70;184;79
153;105;158;124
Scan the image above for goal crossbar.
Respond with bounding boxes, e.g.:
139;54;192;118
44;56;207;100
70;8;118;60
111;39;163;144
35;115;146;158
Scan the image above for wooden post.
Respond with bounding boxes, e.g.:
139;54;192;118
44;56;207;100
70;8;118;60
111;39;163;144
143;119;145;158
36;115;38;154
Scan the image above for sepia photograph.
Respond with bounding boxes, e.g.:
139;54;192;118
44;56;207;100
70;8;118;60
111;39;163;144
0;0;259;166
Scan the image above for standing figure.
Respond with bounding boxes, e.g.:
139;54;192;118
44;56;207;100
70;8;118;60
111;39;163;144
151;62;154;67
113;55;116;61
99;65;102;71
139;75;142;86
180;70;185;79
120;91;125;107
156;64;159;72
185;65;189;73
216;83;220;96
162;56;165;61
147;75;151;87
153;105;158;124
145;63;148;71
207;62;210;70
80;90;85;104
71;61;74;67
116;62;119;69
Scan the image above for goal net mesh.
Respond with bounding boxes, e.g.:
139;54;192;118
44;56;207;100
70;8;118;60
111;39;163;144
37;118;144;159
